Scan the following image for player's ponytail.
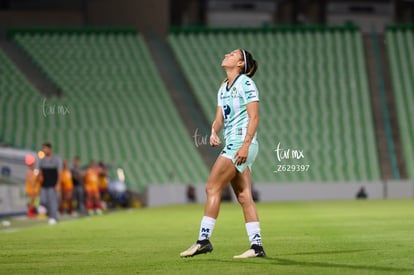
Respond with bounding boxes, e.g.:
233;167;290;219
240;49;258;77
246;59;258;78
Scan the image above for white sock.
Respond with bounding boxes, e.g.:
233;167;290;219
198;216;216;241
246;221;262;246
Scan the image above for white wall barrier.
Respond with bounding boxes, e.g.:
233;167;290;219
0;147;37;216
256;182;384;202
1;180;413;214
146;181;413;207
0;182;27;216
385;180;414;199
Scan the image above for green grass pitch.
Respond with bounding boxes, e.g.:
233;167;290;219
1;199;414;274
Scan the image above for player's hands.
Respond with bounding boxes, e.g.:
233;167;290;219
234;145;249;165
210;132;221;147
235;145;249;165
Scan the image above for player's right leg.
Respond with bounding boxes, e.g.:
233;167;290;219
180;156;236;257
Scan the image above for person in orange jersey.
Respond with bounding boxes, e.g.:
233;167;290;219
59;160;74;215
97;161;108;203
84;161;102;215
25;155;42;218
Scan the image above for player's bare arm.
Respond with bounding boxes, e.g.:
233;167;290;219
210;107;223;147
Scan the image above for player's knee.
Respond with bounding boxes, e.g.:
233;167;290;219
236;190;253;206
205;181;220;197
205;182;214;195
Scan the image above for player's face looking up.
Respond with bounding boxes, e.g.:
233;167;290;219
221;49;245;73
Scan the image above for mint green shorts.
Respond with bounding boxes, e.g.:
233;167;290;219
220;142;259;173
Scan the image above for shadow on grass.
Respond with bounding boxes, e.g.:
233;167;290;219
279;249;375;256
266;257;414;273
202;249;414;273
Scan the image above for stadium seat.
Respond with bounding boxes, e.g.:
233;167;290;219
2;30;209;190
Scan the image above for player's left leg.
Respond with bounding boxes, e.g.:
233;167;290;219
231;168;266;258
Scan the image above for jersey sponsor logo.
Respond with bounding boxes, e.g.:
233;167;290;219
220;91;231;100
223;104;231;119
231;87;238;98
246;90;257;99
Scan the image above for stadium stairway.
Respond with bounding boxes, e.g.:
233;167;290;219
386;25;414;180
363;33;406;180
0;31;61;97
144;33;219;167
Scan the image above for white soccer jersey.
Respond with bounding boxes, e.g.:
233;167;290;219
217;74;259;144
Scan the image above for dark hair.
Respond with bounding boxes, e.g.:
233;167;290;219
42;142;52;148
240;49;258;77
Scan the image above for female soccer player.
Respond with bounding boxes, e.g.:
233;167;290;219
180;49;266;258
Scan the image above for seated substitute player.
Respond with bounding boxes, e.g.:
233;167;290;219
180;49;266;258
